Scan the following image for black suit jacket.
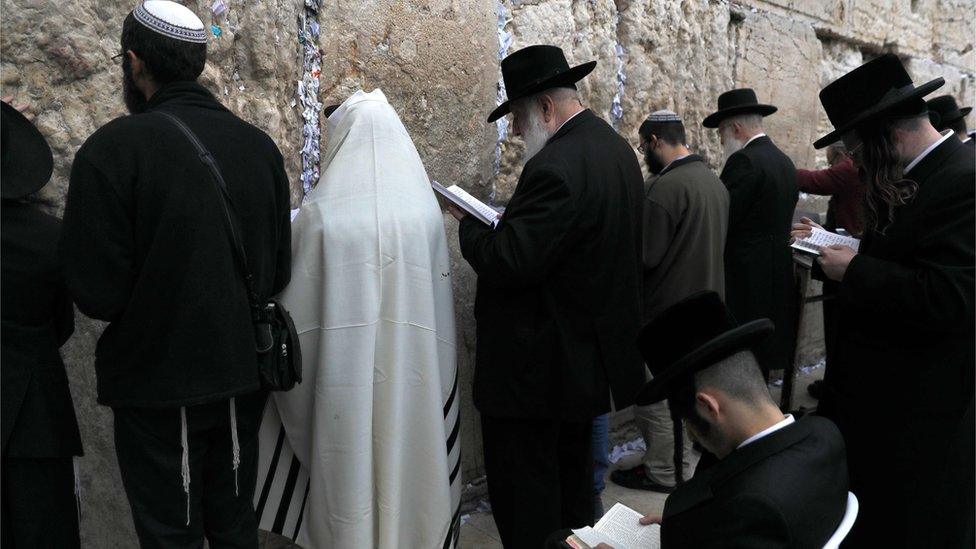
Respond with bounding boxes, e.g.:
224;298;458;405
459;110;645;420
819;136;974;546
720;136;798;372
662;416;848;549
1;201;83;457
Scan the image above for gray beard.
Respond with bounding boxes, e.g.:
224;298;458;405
522;114;551;164
722;136;745;165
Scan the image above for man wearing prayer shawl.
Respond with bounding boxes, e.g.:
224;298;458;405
255;90;461;549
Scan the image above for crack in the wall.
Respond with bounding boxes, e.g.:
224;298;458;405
491;0;513;205
296;0;322;217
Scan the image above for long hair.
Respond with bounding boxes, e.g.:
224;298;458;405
855;116;921;233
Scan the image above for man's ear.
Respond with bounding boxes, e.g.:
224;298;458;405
695;391;721;421
538;94;555;124
126;50;147;81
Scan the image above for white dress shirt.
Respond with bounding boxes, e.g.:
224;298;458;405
904;130;954;174
737;414;795;449
743;133;767;147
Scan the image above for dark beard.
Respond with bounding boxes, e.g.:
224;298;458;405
122;58;148;114
645;150;665;175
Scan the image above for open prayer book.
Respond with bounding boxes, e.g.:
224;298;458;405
431;180;500;226
567;503;661;549
791;227;860;256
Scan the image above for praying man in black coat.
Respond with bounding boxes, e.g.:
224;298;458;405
796;53;975;549
59;3;291;547
448;45;645;548
703;89;799;376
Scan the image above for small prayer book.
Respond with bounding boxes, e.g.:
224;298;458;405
567;503;661;549
791;227;860;256
432;181;500;226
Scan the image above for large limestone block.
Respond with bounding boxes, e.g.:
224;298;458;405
732;8;823;169
616;0;736;169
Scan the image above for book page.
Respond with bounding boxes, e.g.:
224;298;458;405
431;180;499;226
791;227;860;256
570;503;660;549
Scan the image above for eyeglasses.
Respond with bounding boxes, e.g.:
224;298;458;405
112;51;125;63
637;136;654;154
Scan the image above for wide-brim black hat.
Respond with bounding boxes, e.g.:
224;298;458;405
702;88;777;128
635;291;774;406
926;94;971;130
1;101;53;200
487;45;596;123
814;53;944;149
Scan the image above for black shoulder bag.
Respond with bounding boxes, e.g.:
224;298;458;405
158;111;302;391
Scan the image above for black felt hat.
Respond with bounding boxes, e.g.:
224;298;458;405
1;101;53;200
487;45;596;123
814;53;944;149
635;291;774;406
702;88;777;128
926;95;971;131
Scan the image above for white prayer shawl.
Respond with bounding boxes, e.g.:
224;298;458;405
255;89;461;548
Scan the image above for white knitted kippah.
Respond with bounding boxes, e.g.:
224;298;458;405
645;110;681;123
133;1;207;44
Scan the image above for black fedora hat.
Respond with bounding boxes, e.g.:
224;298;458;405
814;53;944;149
702;88;777;129
1;101;53;200
487;45;596;123
635;291;774;406
926;94;971;131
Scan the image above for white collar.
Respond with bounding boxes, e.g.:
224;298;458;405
554;109;586;136
905;130;954;174
744;133;767;147
737;414;794;449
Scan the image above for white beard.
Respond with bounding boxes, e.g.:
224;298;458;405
522;112;552;164
722;134;746;165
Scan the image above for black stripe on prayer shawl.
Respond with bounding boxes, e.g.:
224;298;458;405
443;371;459;418
256;427;286;519
273;456;303;534
442;502;462;549
292;479;311;541
448;452;462;486
446;413;461;454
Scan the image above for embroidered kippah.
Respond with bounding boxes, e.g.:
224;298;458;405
134;1;208;44
645;110;681;123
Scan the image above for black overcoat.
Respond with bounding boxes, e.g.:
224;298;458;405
60;82;291;408
459;110;645;421
661;416;848;548
1;201;82;457
818;136;975;547
720;136;798;372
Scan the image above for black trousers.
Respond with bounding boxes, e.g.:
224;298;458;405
113;391;266;549
481;415;594;549
1;455;80;548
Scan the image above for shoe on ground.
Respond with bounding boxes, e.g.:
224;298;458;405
610;465;676;493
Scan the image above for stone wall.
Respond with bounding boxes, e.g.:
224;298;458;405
1;0;972;545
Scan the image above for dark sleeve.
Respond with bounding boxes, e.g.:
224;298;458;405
840;179;975;331
59;152;135;322
796;159;855;196
643;199;677;270
720;153;758;235
270;150;292;296
458;167;578;288
720;494;793;548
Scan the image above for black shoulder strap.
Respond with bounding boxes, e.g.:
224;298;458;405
156;110;262;314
